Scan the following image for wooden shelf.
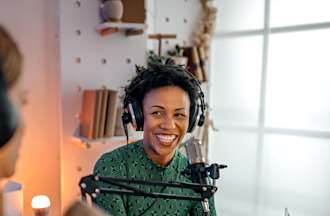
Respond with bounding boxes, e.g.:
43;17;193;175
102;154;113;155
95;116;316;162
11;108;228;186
96;22;147;37
71;127;142;148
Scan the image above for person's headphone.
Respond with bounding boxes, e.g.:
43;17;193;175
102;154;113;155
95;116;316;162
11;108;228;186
121;67;206;133
0;58;19;147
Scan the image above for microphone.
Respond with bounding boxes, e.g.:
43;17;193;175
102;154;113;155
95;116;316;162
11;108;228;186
184;137;208;184
0;67;18;147
183;137;211;215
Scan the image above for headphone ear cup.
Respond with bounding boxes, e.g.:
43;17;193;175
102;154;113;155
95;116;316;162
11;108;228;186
122;111;131;125
197;113;205;127
188;104;198;133
128;99;144;131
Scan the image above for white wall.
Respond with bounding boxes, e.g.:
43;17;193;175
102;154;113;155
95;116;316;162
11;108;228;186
58;0;147;211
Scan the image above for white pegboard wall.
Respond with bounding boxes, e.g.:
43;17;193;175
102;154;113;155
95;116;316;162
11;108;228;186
151;0;202;55
59;0;204;212
151;0;210;111
59;0;147;211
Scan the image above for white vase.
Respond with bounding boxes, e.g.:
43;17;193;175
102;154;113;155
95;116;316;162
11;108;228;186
100;0;124;22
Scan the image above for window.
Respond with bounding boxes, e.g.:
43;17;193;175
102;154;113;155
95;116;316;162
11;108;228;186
210;1;330;216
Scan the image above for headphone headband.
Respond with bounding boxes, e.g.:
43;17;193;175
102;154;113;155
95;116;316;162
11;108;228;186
122;64;206;133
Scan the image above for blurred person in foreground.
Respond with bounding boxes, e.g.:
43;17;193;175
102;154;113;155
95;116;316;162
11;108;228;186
0;25;107;216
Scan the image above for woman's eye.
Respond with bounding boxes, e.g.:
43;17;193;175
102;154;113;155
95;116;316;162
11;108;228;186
151;111;162;116
175;113;186;119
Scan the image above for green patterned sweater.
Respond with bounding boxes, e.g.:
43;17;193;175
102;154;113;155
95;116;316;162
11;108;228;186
93;140;216;216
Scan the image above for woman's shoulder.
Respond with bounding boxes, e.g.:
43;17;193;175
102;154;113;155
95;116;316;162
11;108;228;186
94;141;140;176
93;141;141;171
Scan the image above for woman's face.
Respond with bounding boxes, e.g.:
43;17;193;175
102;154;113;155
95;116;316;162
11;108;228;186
0;78;27;178
142;86;190;166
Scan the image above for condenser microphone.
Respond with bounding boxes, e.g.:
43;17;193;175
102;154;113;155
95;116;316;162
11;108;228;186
0;66;18;147
183;137;211;215
184;137;207;184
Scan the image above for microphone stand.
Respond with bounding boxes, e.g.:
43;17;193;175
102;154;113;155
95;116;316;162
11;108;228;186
182;163;228;215
182;137;228;215
79;164;227;216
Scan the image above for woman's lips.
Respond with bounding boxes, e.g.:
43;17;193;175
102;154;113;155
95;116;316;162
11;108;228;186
155;134;178;146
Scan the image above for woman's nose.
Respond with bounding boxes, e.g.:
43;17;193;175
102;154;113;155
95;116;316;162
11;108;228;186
160;116;176;129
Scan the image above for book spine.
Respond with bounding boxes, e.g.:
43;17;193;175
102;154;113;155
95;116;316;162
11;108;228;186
79;90;97;139
93;89;103;139
197;46;207;82
105;90;119;137
99;88;109;138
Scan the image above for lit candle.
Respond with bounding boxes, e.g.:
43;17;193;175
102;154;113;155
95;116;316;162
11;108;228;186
31;195;51;216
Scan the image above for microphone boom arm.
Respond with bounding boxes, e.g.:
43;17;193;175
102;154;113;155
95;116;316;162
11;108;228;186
80;175;218;202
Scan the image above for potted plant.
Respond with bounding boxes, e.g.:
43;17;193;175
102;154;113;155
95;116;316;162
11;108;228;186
167;44;188;66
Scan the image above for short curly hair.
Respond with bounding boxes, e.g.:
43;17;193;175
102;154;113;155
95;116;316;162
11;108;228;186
123;61;201;114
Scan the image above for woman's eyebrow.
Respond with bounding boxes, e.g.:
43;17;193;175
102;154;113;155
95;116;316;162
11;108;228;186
151;105;165;109
175;108;186;111
151;105;186;110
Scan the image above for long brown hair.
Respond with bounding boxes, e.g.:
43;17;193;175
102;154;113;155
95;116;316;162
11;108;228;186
0;25;23;88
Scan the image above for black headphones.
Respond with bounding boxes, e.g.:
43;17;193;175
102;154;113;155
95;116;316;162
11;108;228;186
0;59;19;147
121;69;206;133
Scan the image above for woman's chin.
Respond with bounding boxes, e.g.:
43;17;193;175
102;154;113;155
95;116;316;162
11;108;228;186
154;144;176;157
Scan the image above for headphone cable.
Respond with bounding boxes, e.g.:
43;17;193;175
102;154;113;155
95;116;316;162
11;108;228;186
122;116;130;214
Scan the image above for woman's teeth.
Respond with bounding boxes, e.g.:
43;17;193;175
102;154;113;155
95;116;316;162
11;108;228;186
156;134;176;143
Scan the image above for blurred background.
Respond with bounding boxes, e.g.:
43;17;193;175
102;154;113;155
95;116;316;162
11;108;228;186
1;0;329;215
209;0;330;215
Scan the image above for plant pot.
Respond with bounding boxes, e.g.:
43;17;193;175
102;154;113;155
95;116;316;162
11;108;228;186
100;0;124;22
171;56;188;66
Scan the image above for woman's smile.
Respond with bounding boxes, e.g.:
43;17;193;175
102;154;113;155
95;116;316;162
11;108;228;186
155;134;178;145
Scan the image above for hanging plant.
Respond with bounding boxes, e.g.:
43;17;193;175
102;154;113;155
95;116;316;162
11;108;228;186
192;0;218;59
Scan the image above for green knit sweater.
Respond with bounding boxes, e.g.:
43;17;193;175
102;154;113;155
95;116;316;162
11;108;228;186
93;140;216;216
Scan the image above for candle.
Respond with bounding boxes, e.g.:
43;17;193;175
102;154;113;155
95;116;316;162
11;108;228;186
31;195;51;216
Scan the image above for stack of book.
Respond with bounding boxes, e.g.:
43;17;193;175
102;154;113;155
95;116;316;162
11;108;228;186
79;88;119;139
182;46;208;82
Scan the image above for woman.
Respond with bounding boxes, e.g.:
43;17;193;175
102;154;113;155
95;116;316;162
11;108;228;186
93;63;216;215
0;25;106;216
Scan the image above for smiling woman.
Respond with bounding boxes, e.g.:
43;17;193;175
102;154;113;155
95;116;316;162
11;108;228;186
142;86;190;166
93;61;216;215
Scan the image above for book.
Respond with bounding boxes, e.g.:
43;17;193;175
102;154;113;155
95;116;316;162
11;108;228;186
80;90;98;139
93;89;103;139
98;87;109;138
197;46;207;82
114;106;125;136
191;46;204;81
105;90;119;137
183;46;204;81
